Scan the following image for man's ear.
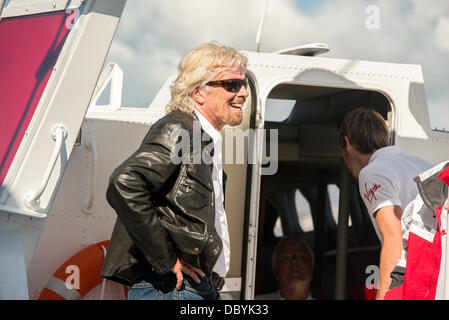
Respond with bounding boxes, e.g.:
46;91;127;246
344;136;352;153
192;86;205;105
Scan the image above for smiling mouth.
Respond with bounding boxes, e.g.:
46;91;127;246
229;102;244;112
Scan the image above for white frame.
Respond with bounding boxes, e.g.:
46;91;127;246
0;0;83;19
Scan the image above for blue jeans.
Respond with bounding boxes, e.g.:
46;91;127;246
128;272;219;300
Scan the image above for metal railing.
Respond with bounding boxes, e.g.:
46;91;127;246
24;124;67;210
81;138;98;214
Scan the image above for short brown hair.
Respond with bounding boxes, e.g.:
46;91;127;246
338;107;390;154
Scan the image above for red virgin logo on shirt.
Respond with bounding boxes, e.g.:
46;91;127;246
364;183;381;204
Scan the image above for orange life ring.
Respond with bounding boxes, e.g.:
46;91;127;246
39;240;112;300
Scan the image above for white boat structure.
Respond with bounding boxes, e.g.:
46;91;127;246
0;0;448;300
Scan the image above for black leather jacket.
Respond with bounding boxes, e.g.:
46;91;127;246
101;110;225;286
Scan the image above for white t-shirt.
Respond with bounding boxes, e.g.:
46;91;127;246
358;146;432;242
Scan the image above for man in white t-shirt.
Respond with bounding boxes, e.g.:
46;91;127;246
338;107;431;300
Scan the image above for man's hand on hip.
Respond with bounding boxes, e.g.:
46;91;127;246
171;257;206;290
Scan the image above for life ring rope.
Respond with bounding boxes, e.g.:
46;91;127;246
99;244;107;300
39;240;110;300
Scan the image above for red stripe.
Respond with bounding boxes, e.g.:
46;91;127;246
402;205;443;299
438;167;449;186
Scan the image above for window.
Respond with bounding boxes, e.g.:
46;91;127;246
328;184;352;226
265;99;296;122
296;190;313;232
273;217;283;238
272;189;315;236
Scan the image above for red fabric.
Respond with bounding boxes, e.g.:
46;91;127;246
384;285;404;300
0;11;70;186
385;166;448;300
438;167;449;187
385;205;443;300
403;230;441;299
363;287;377;300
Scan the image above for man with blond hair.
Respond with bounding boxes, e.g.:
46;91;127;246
338;107;431;300
101;42;249;300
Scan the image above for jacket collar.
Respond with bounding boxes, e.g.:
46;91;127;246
415;162;449;212
193;109;221;144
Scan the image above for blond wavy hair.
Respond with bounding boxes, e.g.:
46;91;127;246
167;42;248;114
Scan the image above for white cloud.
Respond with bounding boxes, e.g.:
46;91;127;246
105;0;265;107
412;0;449;20
109;41;136;62
434;16;449;53
103;0;449;129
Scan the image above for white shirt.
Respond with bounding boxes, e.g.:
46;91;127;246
358;146;432;242
194;110;231;278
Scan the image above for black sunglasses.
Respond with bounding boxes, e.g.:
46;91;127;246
206;78;248;93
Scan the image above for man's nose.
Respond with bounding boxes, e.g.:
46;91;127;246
238;83;249;97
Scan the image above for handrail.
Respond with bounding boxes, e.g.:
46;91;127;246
81;138;97;214
99;244;107;300
24;124;66;210
88;62;123;111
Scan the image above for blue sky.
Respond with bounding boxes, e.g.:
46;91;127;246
296;0;325;12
